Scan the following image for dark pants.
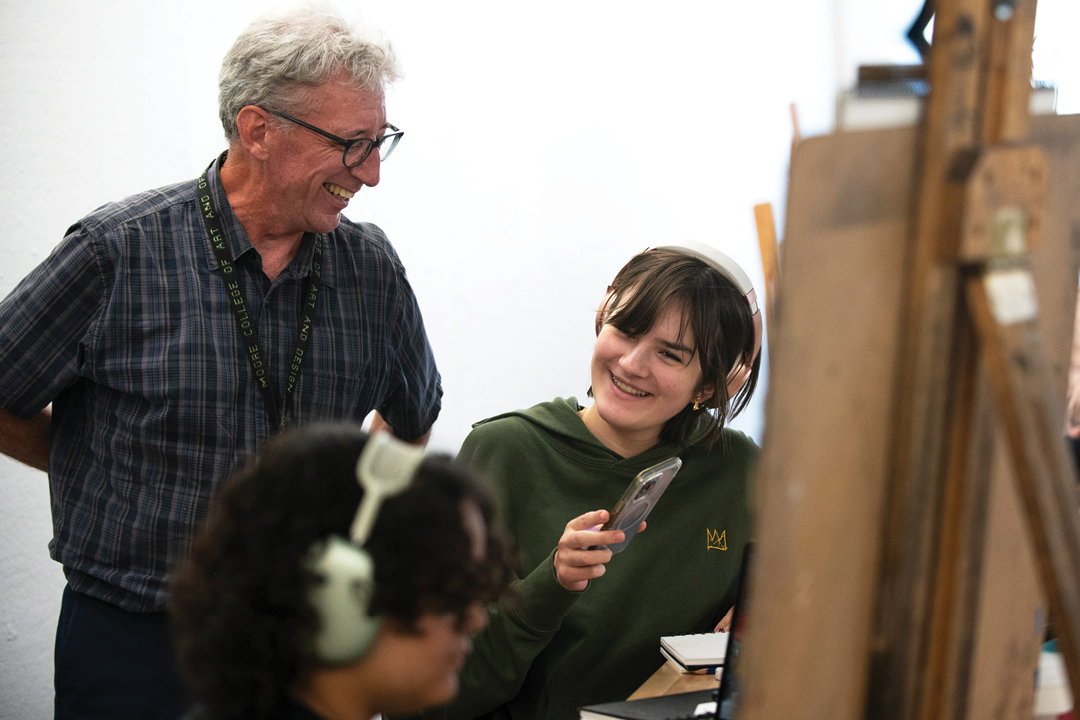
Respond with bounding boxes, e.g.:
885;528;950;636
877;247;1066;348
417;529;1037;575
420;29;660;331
54;585;187;720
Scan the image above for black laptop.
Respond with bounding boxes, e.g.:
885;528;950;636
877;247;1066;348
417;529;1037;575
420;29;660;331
577;541;754;720
715;540;753;719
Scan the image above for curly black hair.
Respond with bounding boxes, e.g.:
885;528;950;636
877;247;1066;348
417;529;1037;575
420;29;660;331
168;423;512;720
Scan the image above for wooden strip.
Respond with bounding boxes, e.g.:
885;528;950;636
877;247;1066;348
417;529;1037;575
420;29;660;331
790;102;802;157
917;296;981;720
965;271;1080;711
980;0;1038;144
753;202;778;329
958;413;1044;720
941;373;1012;720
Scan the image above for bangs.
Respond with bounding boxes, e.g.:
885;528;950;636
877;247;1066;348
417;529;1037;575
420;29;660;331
607;280;696;355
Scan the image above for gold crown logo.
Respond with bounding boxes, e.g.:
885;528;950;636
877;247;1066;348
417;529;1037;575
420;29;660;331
707;528;727;551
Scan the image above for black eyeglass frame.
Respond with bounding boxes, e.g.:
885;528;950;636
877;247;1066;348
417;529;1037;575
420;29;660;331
264;108;403;168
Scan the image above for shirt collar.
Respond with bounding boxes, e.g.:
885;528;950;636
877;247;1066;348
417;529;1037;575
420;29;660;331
199;152;336;288
279;232;336;289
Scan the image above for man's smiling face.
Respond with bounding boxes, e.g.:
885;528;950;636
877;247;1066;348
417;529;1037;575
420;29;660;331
266;73;387;236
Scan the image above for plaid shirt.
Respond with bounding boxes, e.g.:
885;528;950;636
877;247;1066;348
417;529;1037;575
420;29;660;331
0;156;442;611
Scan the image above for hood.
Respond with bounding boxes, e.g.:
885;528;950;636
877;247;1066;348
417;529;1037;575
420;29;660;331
472;396;698;468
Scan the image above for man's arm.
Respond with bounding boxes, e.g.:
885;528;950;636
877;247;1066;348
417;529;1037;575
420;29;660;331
368;236;441;446
0;225;107;475
0;406;51;472
369;410;431;446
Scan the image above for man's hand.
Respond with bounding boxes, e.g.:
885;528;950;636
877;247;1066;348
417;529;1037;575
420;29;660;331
553;510;645;592
368;410;431;446
0;405;51;472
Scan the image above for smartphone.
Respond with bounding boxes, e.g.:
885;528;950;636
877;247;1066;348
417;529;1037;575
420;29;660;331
600;456;682;554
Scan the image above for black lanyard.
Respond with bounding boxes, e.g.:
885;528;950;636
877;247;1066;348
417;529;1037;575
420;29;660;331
196;158;323;432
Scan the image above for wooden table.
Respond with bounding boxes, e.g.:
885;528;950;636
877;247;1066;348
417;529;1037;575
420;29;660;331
628;662;722;700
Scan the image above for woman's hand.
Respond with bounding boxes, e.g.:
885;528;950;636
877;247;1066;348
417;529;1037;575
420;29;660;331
553;510;644;591
713;607;734;633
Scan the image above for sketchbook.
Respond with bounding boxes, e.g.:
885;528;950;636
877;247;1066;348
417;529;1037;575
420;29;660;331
659;632;729;671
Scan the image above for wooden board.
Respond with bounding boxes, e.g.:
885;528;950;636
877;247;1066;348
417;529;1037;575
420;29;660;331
737;126;917;720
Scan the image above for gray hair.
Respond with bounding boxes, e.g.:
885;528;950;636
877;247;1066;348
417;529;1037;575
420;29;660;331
218;4;402;143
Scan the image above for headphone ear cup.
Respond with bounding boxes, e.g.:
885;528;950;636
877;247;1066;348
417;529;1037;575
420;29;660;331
725;359;751;399
724;293;764;401
307;536;381;664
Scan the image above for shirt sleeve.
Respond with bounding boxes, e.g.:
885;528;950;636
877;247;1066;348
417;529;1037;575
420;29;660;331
0;226;107;417
422;549;583;720
377;265;442;441
411;424;581;720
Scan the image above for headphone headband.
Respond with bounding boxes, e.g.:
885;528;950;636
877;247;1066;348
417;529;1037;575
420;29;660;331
653;240;760;315
351;432;426;545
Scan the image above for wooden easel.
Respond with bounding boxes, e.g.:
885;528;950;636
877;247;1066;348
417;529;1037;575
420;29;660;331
738;1;1080;718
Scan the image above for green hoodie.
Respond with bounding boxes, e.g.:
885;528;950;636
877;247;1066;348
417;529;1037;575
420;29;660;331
436;397;757;720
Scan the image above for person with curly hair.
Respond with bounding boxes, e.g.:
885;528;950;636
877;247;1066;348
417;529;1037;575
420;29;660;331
169;423;511;720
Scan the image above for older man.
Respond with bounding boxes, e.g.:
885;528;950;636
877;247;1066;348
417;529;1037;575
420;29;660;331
0;8;441;718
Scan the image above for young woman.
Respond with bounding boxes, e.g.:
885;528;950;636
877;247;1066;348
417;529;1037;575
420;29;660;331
438;243;762;720
169;423;511;720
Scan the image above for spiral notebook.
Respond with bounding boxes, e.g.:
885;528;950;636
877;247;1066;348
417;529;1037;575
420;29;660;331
659;632;729;672
580;543;753;720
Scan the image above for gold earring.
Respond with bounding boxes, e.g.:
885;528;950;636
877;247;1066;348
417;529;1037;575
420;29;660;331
693;400;701;411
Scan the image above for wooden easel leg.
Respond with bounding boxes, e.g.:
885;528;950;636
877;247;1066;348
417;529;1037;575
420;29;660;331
919;293;982;720
965;268;1080;709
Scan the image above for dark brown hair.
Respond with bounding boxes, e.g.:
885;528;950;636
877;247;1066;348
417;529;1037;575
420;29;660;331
599;248;760;447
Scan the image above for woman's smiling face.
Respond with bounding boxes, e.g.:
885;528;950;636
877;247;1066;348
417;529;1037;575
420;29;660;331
585;299;713;455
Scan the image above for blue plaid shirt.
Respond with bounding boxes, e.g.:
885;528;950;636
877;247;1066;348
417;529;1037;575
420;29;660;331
0;156;442;611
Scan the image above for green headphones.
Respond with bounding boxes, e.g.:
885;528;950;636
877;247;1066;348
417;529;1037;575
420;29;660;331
306;432;426;664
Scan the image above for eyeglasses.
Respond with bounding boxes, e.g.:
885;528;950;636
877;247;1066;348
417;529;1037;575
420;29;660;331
265;109;403;168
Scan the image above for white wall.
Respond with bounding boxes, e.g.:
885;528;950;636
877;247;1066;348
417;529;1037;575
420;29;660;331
2;0;1076;717
0;2;830;713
